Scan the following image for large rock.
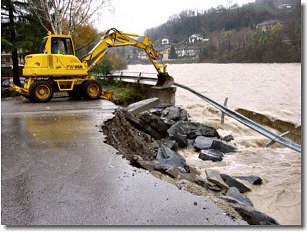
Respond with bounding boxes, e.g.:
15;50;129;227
160;106;189;123
205;169;229;190
231;203;279;225
161;106;180;121
139;112;170;137
157;138;178;150
235;175;263;185
123;110;162;139
220;174;251;193
155;145;190;173
198;149;224;162
193;136;218;150
210;140;236;153
195;176;223;192
167;121;220;148
226;187;253;206
179;108;189;121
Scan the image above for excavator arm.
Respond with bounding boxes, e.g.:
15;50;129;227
82;28;174;88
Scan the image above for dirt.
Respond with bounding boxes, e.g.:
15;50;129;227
102;110;159;162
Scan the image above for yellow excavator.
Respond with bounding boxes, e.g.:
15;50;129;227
10;28;174;102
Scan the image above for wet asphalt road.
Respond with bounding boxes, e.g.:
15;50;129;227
1;96;247;226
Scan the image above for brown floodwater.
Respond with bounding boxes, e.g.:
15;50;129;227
126;63;301;225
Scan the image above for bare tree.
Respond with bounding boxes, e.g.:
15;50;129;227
27;0;111;34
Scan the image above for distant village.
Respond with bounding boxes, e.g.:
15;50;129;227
123;18;286;64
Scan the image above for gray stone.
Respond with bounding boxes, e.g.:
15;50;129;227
231;203;279;225
155;145;190;173
220;174;251;193
222;134;234;142
226;187;253;206
139;112;169;137
195;176;223;192
126;98;160;115
211;140;236;153
123;110;162;139
205;169;229;190
194;136;217;150
157;138;178;150
235;176;263;185
161;106;181;122
198;149;224;162
179;108;189;121
167;121;219;148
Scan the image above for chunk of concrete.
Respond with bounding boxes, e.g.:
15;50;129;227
126;98;160;115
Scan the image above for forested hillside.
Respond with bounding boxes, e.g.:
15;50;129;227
145;0;301;63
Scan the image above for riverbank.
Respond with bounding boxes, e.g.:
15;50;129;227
123;63;301;225
101;103;281;225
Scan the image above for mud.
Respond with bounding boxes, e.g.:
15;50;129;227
102;110;159;162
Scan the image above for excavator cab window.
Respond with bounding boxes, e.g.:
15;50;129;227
51;38;74;55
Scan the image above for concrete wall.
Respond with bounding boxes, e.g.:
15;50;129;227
144;86;176;105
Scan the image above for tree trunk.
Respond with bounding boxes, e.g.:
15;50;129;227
11;48;21;86
8;1;21;87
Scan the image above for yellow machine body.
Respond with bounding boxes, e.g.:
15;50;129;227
23;34;88;77
10;28;173;102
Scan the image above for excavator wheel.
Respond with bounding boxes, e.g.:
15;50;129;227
29;80;53;103
155;73;174;89
82;80;102;100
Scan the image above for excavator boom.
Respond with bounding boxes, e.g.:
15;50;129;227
82;28;174;88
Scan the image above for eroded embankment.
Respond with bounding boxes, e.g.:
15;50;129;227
236;108;301;144
101;104;281;225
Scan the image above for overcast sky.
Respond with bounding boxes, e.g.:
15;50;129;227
94;0;257;34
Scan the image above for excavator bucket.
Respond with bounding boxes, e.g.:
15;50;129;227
154;73;174;89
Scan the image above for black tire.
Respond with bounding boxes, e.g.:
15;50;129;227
23;95;34;101
67;86;82;99
29;80;53;103
81;80;102;100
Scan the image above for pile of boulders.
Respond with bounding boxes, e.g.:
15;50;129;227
101;99;279;225
125;101;237;163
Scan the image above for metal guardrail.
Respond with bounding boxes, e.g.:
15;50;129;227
95;72;301;153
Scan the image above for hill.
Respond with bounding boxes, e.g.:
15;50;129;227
144;0;301;63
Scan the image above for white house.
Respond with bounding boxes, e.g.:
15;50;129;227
188;34;207;44
161;38;170;45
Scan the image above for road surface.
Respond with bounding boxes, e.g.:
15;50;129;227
1;96;247;225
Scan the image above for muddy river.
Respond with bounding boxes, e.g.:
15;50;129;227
126;63;301;225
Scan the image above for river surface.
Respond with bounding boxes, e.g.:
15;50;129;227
126;63;302;225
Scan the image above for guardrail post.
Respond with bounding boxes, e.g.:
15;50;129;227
221;97;228;124
265;131;290;148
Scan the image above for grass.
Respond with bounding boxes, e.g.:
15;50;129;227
98;79;150;106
